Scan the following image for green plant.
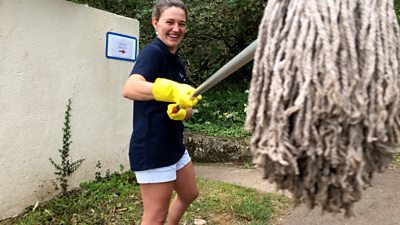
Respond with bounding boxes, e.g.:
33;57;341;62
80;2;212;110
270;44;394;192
65;0;264;139
181;0;267;86
5;173;289;225
185;84;251;138
392;153;400;168
66;0;266;87
396;0;400;21
95;162;126;182
95;160;102;181
49;98;85;194
64;0;400;140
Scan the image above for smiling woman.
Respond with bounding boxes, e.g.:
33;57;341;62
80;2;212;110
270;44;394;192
122;1;202;225
151;2;187;54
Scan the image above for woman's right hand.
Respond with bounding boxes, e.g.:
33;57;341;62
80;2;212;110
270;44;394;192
152;78;202;108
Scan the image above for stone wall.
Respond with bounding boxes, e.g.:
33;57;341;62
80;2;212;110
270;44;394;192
184;132;252;163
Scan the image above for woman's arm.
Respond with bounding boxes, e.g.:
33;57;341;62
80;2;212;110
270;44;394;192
123;75;196;120
122;74;154;101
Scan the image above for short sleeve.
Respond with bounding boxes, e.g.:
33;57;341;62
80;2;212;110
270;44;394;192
130;45;163;82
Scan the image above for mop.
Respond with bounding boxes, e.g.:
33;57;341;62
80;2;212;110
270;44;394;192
185;0;399;216
245;0;400;216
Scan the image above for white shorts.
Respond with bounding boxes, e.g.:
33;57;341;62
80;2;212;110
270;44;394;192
134;150;191;184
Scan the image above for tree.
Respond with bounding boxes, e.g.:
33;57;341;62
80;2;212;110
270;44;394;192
67;0;267;89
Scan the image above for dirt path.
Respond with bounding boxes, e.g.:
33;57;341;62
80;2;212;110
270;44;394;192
194;164;400;225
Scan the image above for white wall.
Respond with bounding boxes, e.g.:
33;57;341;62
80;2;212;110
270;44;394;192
0;0;139;219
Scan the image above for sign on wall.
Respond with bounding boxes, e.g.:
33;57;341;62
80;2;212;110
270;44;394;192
106;32;137;62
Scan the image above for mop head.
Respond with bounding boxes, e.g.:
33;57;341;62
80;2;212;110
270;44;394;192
246;0;400;216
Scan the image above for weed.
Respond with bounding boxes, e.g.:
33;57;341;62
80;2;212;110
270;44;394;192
49;98;85;194
5;172;290;225
95;160;102;181
390;153;400;168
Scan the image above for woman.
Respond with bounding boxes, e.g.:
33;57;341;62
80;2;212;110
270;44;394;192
122;1;201;225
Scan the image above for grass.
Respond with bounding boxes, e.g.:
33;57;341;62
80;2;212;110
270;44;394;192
391;153;400;168
1;169;290;225
3;154;399;225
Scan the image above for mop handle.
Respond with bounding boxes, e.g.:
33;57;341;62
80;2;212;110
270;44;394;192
191;40;257;98
171;40;256;114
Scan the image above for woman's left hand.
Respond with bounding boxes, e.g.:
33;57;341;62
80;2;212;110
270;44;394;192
167;104;193;120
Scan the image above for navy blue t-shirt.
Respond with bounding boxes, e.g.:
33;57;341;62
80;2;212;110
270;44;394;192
128;38;187;171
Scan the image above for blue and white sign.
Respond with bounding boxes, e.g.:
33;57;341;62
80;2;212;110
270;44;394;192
106;32;137;62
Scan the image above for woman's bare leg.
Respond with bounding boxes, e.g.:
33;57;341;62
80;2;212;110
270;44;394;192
166;162;199;225
140;181;174;225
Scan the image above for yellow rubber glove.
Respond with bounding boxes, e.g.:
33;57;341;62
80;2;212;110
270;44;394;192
152;78;202;108
167;104;186;121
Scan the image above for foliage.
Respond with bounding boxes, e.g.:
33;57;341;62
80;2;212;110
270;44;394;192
396;0;400;21
392;153;400;168
185;83;251;138
66;0;400;87
180;0;267;87
67;0;267;88
67;0;155;49
4;171;289;225
66;0;265;138
95;160;102;181
6;170;139;225
65;0;400;139
49;99;85;194
65;0;262;138
94;160;117;182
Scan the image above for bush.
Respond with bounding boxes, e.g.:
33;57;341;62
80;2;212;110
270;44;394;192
67;0;267;88
185;82;250;138
67;0;400;138
67;0;266;138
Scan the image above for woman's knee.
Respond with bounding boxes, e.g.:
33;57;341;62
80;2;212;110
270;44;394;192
192;188;199;201
179;187;199;204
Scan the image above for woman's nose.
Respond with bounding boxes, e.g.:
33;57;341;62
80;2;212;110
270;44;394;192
172;23;180;31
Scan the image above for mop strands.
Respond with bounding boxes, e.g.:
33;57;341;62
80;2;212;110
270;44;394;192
246;0;400;216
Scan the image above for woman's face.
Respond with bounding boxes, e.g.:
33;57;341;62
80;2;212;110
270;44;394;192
152;6;187;54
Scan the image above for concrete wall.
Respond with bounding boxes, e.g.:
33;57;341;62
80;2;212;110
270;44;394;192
0;0;139;219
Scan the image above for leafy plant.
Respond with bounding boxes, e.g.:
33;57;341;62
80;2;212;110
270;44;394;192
66;0;266;88
6;172;289;225
181;0;267;87
95;160;102;181
66;0;266;138
391;153;400;168
396;0;400;21
95;161;125;182
49;98;85;194
64;0;400;139
185;83;251;138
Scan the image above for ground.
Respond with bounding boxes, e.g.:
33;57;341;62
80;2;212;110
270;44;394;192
194;164;400;225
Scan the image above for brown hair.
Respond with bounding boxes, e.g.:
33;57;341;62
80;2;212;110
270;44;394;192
152;0;187;21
